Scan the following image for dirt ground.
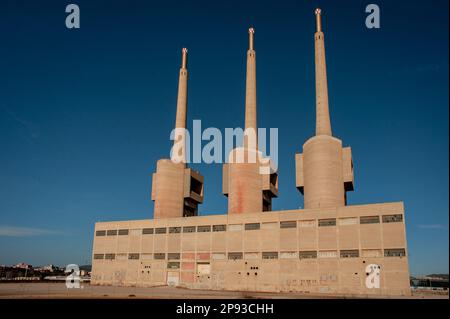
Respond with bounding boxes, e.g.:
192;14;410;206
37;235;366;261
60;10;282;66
0;282;447;299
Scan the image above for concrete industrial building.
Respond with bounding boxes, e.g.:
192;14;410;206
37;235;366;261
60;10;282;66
91;9;411;296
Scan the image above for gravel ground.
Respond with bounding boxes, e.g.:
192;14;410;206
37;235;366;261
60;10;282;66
0;282;447;299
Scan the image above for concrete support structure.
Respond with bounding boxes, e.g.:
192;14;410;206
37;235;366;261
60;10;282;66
152;48;204;219
296;9;354;209
223;28;278;214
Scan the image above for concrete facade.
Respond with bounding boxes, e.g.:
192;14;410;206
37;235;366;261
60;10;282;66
91;202;410;296
91;9;411;297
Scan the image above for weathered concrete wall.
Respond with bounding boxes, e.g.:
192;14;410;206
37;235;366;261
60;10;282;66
91;203;410;296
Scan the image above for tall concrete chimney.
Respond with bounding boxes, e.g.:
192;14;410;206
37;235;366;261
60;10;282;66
152;48;204;219
295;9;354;209
172;48;189;164
244;27;257;149
314;8;332;136
223;28;278;214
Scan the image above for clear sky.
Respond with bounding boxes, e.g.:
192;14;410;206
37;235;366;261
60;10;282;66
0;0;448;276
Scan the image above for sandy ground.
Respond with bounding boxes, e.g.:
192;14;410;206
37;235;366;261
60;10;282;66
0;282;447;299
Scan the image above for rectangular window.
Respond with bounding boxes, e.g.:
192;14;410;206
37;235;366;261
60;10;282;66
142;228;154;235
228;252;243;260
93;254;104;260
167;262;180;269
141;253;153;260
262;252;278;259
183;226;196;233
299;251;317;259
318;219;336;227
169;227;181;234
118;229;129;236
95;230;106;236
155;227;167;234
197;225;211;233
340;250;359;258
212;253;226;260
339;217;358;226
360;216;380;224
106;230;117;236
382;214;403;223
128;253;140;260
244;252;260;259
280;252;297;259
212;224;226;232
154;253;166;260
168;253;180;260
104;254;115;260
261;222;278;230
318;250;337;258
228;224;243;231
245;223;260;230
299;220;316;227
361;249;382;258
129;229;141;236
280;221;297;229
384;248;406;257
116;253;127;260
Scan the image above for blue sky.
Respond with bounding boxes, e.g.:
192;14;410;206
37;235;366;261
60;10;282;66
0;0;448;275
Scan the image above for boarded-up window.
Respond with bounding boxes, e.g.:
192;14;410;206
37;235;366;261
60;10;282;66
93;254;104;259
105;253;115;260
361;249;382;257
228;224;243;231
299;220;316;227
155;227;167;234
384;248;406;257
360;216;380;224
142;228;154;234
167;262;180;269
261;222;278;230
280;221;297;229
212;253;226;260
116;253;127;260
141;253;153;260
169;227;181;234
318;219;336;227
118;229;129;235
197;225;211;232
168;253;180;260
245;223;260;230
128;253;140;260
95;230;106;236
197;263;211;275
262;252;278;259
299;251;317;259
106;230;117;236
318;250;337;258
212;224;226;232
228;252;243;260
154;253;166;260
340;250;359;258
129;229;141;236
183;226;196;233
244;252;260;259
280;251;297;259
382;214;403;223
338;217;357;226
